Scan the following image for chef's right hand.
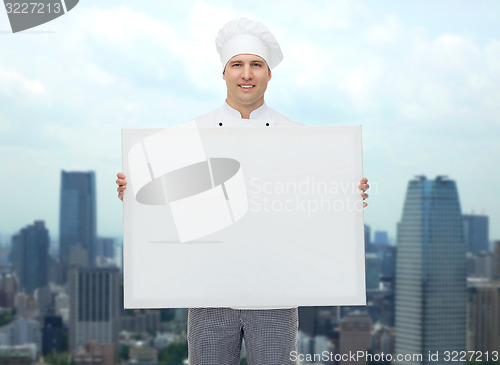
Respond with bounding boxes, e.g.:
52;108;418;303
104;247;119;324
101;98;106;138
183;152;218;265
116;172;127;201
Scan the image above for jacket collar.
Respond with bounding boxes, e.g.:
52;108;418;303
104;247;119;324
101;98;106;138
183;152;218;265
223;101;269;120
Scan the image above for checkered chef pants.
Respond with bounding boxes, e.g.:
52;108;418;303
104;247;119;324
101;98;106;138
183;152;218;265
188;307;298;365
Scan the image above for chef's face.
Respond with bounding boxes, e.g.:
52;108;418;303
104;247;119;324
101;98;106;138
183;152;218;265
223;54;271;112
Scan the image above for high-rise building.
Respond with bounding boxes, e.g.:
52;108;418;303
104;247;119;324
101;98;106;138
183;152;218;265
59;170;97;272
69;245;90;268
475;251;493;278
55;292;70;323
34;286;53;316
379;244;396;280
69;267;120;351
48;255;64;285
11;221;49;295
41;314;66;355
363;236;396;328
463;214;489;255
338;311;372;365
298;306;337;338
365;253;382;290
121;310;161;333
0;273;19;308
395;176;466;364
97;237;115;259
8;317;42;356
374;231;389;245
364;224;372;253
493;241;500;279
466;251;494;279
466;278;500;352
372;324;395;356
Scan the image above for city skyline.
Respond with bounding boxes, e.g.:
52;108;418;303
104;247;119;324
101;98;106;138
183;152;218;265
0;173;498;362
0;0;499;241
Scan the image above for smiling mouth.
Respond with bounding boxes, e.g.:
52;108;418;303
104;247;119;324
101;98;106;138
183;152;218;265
239;84;254;89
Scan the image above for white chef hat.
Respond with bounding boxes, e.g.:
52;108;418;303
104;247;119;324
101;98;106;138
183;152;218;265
215;17;283;70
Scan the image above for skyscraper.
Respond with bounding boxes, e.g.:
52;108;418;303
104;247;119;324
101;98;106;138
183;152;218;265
11;221;49;295
395;176;466;364
42;314;65;355
364;224;372;252
298;306;337;338
365;253;382;290
466;278;500;352
339;311;372;365
374;231;389;245
96;237;115;260
59;171;97;272
69;266;120;351
494;241;500;279
462;214;489;255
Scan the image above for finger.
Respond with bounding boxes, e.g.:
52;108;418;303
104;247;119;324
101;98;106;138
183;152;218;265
118;192;123;201
359;184;369;191
363;202;367;208
116;179;127;186
117;172;126;179
360;177;368;184
361;193;369;200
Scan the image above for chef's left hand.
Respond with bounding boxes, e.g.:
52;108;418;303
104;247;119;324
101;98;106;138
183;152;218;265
359;177;369;208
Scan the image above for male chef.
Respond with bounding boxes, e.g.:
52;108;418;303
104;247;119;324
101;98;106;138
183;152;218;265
116;17;369;365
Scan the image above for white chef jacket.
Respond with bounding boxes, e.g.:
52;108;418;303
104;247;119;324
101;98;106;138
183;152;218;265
192;101;303;310
193;101;303;128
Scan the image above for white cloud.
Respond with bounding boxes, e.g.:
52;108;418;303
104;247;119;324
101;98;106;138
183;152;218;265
404;34;481;98
432;34;481;73
331;31;497;126
486;40;500;74
190;2;234;29
82;63;119;87
338;59;387;110
68;4;229;92
0;68;47;96
0;114;9;133
365;15;401;45
81;6;180;49
265;0;364;30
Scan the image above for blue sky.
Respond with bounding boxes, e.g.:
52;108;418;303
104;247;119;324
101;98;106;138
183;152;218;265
0;0;499;243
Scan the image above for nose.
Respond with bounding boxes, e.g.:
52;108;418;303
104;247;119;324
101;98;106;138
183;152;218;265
242;64;252;80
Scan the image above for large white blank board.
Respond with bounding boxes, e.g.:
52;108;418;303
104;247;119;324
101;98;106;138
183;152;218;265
122;125;365;308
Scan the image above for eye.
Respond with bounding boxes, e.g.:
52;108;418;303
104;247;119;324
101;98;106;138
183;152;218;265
232;63;241;67
253;63;262;67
